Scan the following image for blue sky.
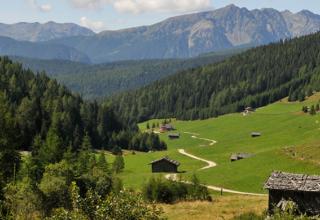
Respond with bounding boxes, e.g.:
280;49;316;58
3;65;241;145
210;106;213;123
1;0;320;32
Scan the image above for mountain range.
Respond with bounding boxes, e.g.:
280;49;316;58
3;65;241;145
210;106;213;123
0;21;94;42
0;5;320;63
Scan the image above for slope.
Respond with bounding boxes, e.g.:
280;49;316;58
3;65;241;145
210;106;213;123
110;31;320;122
0;21;94;42
0;36;90;63
119;94;320;193
50;5;320;63
11;48;243;99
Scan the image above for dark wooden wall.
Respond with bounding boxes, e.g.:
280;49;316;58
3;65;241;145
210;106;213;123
268;189;320;215
152;160;178;173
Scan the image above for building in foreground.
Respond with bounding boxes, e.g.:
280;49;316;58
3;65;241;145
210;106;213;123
149;156;180;173
264;171;320;215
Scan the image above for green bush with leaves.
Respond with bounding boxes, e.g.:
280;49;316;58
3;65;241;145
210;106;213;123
47;182;164;220
142;175;211;204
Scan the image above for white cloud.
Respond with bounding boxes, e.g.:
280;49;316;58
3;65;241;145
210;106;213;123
27;0;52;12
69;0;111;9
68;0;212;13
40;4;53;12
113;0;212;14
80;17;105;32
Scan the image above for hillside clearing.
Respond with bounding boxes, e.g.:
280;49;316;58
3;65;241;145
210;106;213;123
129;93;320;194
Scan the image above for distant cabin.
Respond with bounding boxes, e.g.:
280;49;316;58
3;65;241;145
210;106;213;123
264;171;320;215
160;124;175;132
149;156;180;173
168;133;180;139
230;153;253;162
251;132;261;137
243;107;255;115
245;107;255;112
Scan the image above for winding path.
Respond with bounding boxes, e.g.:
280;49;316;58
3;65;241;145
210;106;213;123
178;149;216;170
166;139;267;196
184;132;217;146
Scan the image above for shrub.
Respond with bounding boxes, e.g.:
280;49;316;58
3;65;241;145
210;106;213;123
142;176;211;204
47;182;164;220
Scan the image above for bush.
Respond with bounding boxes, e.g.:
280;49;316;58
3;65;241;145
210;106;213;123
47;182;164;220
142;176;211;204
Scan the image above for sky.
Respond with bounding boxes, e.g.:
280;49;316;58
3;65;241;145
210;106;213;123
1;0;320;32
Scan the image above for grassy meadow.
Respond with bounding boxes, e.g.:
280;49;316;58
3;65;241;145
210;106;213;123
120;94;320;194
112;94;320;219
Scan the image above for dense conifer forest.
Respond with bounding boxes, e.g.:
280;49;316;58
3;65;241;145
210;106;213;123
0;56;171;219
12;48;244;99
0;56;166;153
110;32;320;122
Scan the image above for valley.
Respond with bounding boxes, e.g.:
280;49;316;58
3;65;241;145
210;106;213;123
1;2;320;219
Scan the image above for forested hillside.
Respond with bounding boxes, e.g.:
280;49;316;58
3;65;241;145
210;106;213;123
110;32;320;122
0;56;165;153
0;57;169;219
12;49;243;99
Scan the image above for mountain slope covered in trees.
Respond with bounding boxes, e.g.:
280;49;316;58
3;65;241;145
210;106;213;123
0;56;165;152
110;32;320;122
11;48;244;99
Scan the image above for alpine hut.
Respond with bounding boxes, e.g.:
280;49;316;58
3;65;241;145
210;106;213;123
149;156;180;173
264;171;320;215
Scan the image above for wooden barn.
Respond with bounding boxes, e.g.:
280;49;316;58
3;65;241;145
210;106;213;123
149;156;180;173
168;133;180;139
159;124;175;132
264;171;320;215
230;153;253;162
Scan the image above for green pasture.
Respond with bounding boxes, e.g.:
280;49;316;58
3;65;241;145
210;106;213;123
121;95;320;193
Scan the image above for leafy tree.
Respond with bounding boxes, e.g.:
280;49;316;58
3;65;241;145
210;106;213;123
39;160;73;213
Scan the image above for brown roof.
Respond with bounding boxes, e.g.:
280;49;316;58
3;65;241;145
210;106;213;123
264;171;320;192
149;156;180;166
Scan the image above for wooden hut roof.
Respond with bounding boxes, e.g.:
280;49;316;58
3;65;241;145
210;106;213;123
251;132;261;135
264;171;320;192
168;133;180;137
230;153;253;160
149;156;180;166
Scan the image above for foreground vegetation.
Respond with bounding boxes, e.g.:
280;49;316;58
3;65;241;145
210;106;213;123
161;194;267;220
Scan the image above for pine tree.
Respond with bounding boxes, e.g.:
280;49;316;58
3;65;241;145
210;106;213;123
97;152;109;173
112;155;125;174
310;105;316;115
39;125;64;164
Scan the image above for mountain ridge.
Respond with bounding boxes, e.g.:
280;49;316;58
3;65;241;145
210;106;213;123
49;5;320;63
1;5;320;63
0;36;90;63
0;21;94;42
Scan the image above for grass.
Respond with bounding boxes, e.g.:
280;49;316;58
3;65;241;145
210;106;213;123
120;93;320;194
160;194;267;220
